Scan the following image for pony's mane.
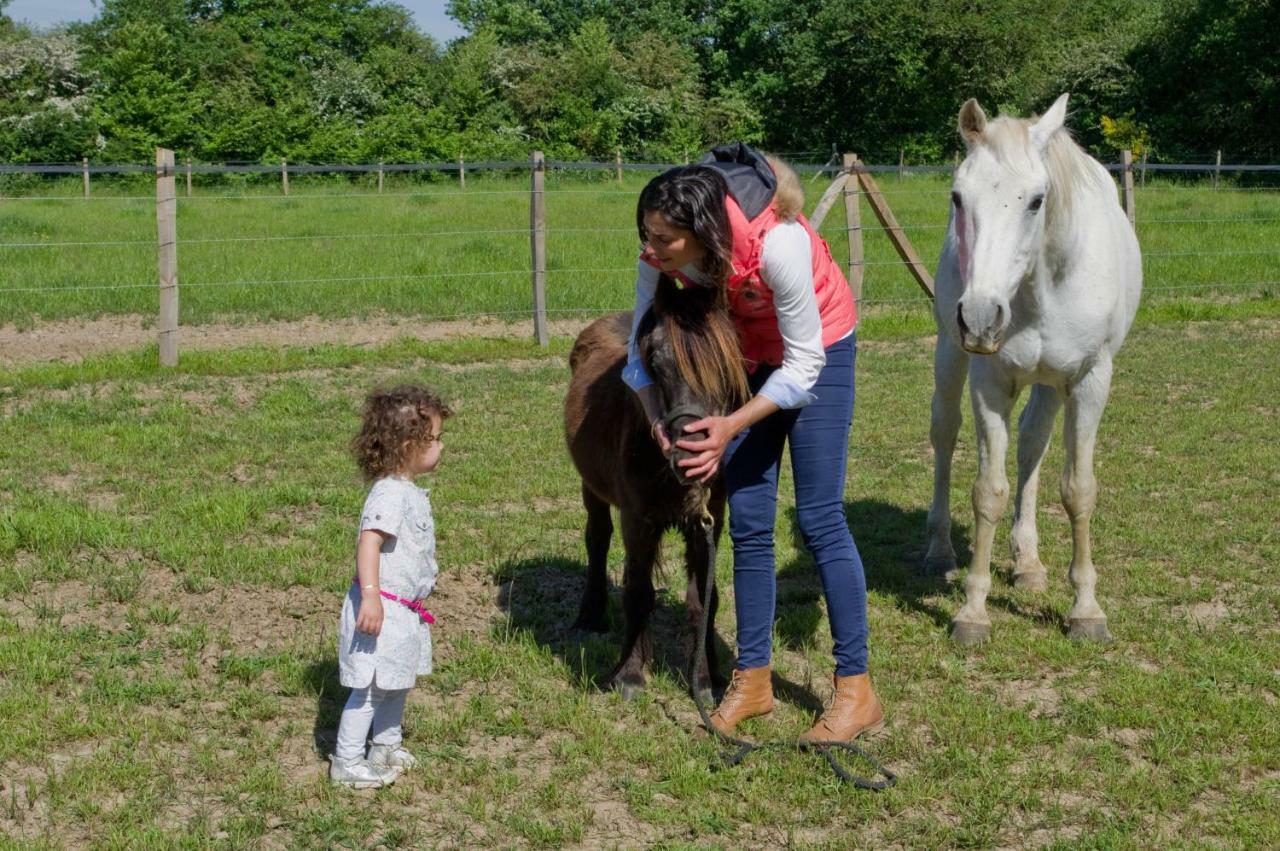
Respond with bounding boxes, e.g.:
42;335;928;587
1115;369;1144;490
982;115;1113;223
639;277;748;410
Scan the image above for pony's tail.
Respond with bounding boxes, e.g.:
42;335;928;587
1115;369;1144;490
766;155;804;221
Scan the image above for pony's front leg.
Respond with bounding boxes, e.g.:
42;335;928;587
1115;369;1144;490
612;511;660;699
1009;384;1062;591
925;332;969;578
573;484;613;633
1062;363;1113;642
953;367;1014;646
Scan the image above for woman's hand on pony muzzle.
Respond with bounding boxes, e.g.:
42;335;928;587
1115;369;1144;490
675;415;736;483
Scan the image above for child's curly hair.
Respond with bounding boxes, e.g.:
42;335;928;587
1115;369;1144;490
352;385;453;481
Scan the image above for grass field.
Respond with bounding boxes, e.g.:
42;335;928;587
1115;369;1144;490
0;170;1277;331
1;299;1277;846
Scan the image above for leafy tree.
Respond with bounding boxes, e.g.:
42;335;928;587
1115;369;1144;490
0;24;99;161
0;0;1272;165
1128;0;1279;160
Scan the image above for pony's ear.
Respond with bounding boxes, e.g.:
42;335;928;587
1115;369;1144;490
958;99;987;145
1030;93;1070;150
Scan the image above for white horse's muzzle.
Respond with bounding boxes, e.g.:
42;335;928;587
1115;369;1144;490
957;297;1008;354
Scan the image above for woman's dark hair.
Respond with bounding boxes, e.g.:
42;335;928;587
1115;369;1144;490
636;166;734;290
351;385;453;481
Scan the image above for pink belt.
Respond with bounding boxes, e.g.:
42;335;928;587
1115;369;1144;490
354;578;435;624
380;590;436;625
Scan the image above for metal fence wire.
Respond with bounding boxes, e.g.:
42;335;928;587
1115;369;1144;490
1;153;1276;364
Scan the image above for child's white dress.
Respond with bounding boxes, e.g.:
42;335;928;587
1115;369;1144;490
337;476;437;689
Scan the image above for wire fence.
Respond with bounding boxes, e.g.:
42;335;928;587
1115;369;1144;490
1;153;1276;362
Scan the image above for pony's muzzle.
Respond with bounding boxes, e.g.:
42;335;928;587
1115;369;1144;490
665;413;707;481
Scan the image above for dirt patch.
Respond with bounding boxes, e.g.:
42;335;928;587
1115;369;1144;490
1173;599;1230;629
0;314;595;367
43;472;125;512
994;677;1061;719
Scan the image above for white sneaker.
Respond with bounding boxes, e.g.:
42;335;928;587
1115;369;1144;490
368;743;418;771
329;755;398;789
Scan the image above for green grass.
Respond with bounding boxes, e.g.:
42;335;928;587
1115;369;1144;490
1;171;1277;329
1;309;1277;847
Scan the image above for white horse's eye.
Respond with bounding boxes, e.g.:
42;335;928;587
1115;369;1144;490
951;191;963;210
1029;196;1045;212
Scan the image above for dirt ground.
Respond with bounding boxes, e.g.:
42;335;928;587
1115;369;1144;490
0;314;596;367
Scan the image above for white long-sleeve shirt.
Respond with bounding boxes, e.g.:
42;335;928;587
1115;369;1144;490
623;220;842;409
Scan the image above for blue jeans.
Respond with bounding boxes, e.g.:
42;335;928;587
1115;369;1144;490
723;334;868;676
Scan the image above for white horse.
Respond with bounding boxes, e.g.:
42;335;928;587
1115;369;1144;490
925;93;1142;645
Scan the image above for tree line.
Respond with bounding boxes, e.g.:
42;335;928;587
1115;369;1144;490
0;0;1274;166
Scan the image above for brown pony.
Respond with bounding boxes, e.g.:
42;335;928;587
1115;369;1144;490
563;277;748;701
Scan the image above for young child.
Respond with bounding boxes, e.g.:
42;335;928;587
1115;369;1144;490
331;385;452;789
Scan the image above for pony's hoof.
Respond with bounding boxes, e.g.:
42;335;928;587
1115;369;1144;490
1068;618;1112;643
611;678;645;701
1012;570;1049;592
951;621;990;646
923;556;959;582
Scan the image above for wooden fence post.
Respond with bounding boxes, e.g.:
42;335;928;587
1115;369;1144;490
281;158;289;195
1121;149;1135;226
377;161;384;193
855;165;935;299
82;158;90;198
155;148;179;367
615;148;622;184
530;151;548;346
459;154;466;189
809;173;849;230
843;154;864;302
185;158;193;197
1139;149;1148;188
898;149;905;180
1214;149;1221;191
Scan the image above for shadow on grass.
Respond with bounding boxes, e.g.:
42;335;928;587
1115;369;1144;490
494;553;830;717
304;659;344;759
774;499;971;646
847;498;970;631
493;555;730;696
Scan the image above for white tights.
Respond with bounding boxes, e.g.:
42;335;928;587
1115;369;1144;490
334;682;410;762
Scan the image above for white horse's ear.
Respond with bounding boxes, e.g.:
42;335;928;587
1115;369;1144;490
1030;93;1070;150
958;99;987;145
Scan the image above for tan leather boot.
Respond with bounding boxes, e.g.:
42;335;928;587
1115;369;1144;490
798;673;884;745
706;666;774;735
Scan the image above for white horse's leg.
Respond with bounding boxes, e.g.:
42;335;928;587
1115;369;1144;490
1009;384;1062;592
952;366;1014;646
1062;361;1113;642
925;333;969;578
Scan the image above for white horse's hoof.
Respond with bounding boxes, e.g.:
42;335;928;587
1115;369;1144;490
924;556;959;582
1068;618;1112;642
1012;570;1049;592
950;621;990;646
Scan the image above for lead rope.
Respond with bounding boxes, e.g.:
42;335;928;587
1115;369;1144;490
688;490;897;790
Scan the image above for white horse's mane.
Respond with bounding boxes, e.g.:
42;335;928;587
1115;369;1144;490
981;115;1113;224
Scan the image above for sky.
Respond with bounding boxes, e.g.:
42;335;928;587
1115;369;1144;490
4;0;469;43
